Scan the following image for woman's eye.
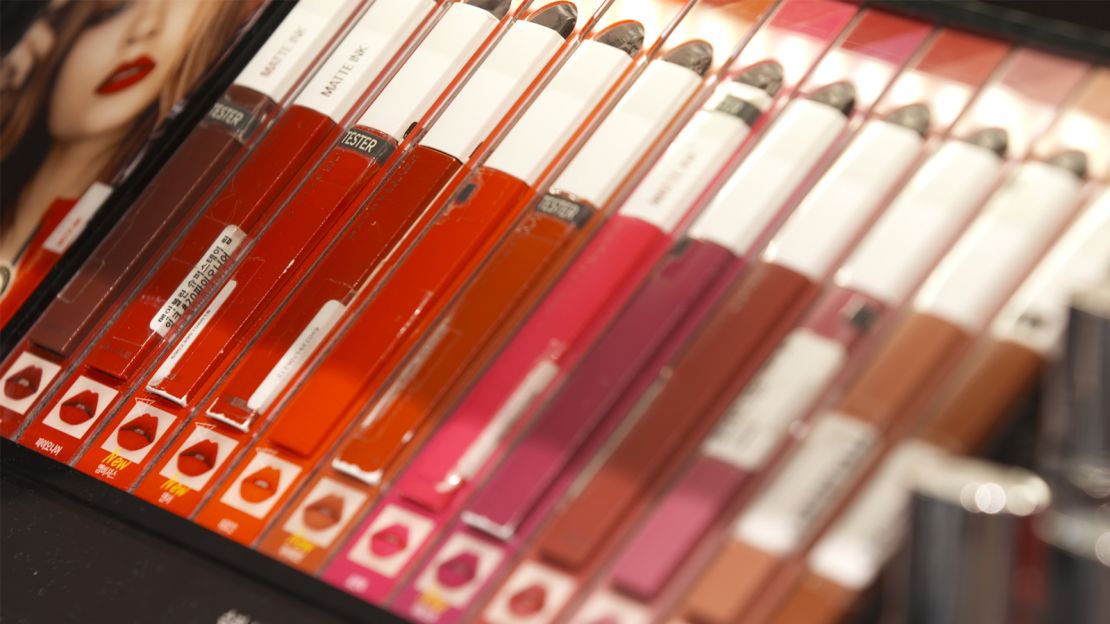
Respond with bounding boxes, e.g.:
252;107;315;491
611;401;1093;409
90;1;134;26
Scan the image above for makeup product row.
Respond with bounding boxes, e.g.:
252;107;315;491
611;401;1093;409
1;0;1107;622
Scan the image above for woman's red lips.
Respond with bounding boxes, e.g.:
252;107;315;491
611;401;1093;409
508;584;546;616
240;466;281;503
4;365;42;400
369;523;409;558
96;54;156;95
436;551;479;588
177;440;218;476
59;390;99;425
302;494;344;531
117;413;158;451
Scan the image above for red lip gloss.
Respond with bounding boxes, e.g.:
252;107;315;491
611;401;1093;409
0;0;369;437
329;40;715;489
132;18;641;524
95;55;157;95
155;1;577;420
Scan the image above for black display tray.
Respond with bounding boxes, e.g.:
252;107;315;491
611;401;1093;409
1;438;406;624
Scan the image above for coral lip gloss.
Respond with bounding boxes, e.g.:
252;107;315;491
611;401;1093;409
195;1;578;433
96;55;156;95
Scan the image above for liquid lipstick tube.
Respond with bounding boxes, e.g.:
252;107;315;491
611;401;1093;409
17;0;505;467
675;150;1088;624
0;0;369;438
194;2;577;431
767;190;1110;624
92;0;508;389
601;124;1006;609
370;61;778;620
329;40;715;488
131;20;642;523
190;14;646;548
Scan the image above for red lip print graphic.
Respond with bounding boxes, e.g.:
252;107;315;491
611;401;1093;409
58;390;99;426
302;494;344;531
4;365;42;400
436;552;478;589
96;54;156;95
116;413;158;451
508;584;547;616
177;440;218;477
240;466;281;503
369;523;409;558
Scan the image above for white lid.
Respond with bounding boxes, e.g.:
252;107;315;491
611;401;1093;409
686;97;848;255
762;119;924;281
420;18;565;161
836;139;1004;304
293;0;435;122
991;189;1110;354
914;160;1085;331
551;59;704;207
483;39;633;184
234;0;363;102
615;81;770;232
356;2;499;139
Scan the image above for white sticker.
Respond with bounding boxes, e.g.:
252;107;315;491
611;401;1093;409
99;402;176;463
347;504;436;577
148;278;239;397
733;413;879;555
702;330;846;470
569;590;652;624
0;352;62;414
40;376;118;439
218;451;302;518
483;560;578;624
42;183;113;254
412;532;504;609
248;300;346;412
159;425;239;491
281;477;367;549
808;440;944;589
148;226;245;337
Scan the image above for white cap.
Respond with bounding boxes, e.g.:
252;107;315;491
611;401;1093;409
419;17;566;161
293;0;436;122
616;80;772;232
914;155;1087;331
551;59;704;207
991;189;1110;354
762;117;925;281
234;0;363;102
836;135;1006;304
483;38;634;185
357;2;500;140
685;97;849;256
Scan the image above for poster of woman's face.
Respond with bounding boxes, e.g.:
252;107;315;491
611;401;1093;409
0;0;261;298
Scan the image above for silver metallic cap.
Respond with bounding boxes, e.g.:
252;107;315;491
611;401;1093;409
466;0;511;20
884;103;931;137
594;21;645;58
735;60;784;97
1048;149;1088;179
965;127;1009;158
528;2;577;39
662;40;714;77
808;81;856;116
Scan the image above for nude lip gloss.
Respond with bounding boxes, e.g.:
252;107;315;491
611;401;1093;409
676;150;1089;624
0;0;369;437
132;18;641;524
329;40;716;488
91;0;506;393
191;1;579;432
602;123;1008;606
768;189;1110;624
395;62;779;517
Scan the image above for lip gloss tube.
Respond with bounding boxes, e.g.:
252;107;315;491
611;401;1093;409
767;188;1110;624
675;149;1089;624
0;0;369;438
602;124;1007;608
182;2;577;429
190;14;652;549
330;40;715;490
131;19;642;522
15;0;506;466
